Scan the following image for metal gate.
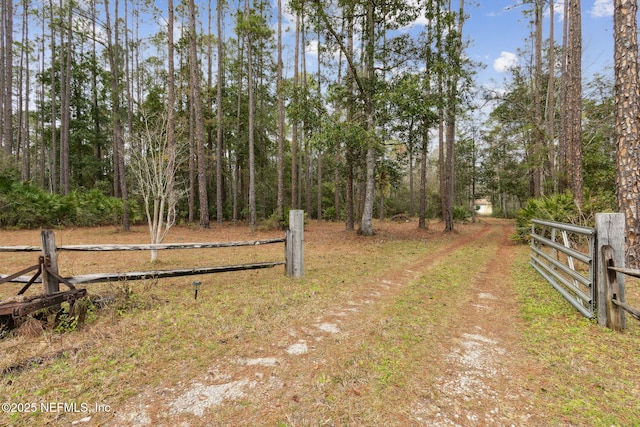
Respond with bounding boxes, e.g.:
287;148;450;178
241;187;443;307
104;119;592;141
530;219;596;318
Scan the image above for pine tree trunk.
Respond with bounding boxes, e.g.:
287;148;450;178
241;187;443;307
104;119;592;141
291;12;300;209
567;0;583;206
614;0;640;265
345;7;354;231
246;1;256;231
419;120;428;229
104;0;129;230
216;0;225;224
533;0;544;196
49;0;58;194
188;0;210;229
59;1;72;195
276;0;285;220
558;0;570;192
358;1;376;236
1;0;13;156
167;0;177;232
546;0;556;192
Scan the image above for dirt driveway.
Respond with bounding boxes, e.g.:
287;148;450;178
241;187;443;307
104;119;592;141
98;219;541;426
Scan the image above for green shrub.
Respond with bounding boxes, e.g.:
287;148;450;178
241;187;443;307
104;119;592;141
0;182;70;228
68;189;124;226
258;212;286;231
453;205;471;222
513;191;615;243
0;179;129;229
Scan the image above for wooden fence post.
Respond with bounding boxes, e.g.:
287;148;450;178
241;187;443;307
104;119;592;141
41;229;60;294
601;245;625;330
286;210;304;278
595;213;625;329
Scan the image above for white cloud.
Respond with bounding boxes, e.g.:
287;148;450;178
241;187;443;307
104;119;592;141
399;15;431;32
591;0;614;18
493;51;519;72
306;39;319;57
549;2;565;21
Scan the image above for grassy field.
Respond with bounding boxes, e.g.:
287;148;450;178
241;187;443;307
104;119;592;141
1;219;639;426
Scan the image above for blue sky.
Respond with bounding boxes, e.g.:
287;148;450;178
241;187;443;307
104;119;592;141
465;0;616;87
281;0;618;90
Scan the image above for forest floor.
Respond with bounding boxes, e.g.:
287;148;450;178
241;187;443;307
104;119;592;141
1;218;640;426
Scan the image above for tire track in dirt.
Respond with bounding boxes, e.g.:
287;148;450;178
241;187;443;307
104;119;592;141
410;219;542;426
108;221;522;427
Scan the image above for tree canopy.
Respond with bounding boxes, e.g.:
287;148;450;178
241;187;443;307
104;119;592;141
0;1;631;241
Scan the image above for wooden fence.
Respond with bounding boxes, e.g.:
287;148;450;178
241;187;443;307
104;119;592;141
531;213;640;331
0;210;304;298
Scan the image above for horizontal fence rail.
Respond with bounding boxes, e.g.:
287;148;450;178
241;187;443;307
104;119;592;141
1;210;305;296
2;262;286;285
0;238;286;253
0;237;290;286
0;211;305;328
530;219;596;318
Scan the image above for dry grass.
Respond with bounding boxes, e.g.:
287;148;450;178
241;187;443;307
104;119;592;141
1;219;640;426
0;220;441;425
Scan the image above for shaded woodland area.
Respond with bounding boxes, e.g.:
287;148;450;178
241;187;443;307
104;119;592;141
0;0;638;253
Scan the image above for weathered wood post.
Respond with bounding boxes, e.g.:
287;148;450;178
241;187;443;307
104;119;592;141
595;213;625;329
601;245;625;331
41;230;60;294
286;210;304;278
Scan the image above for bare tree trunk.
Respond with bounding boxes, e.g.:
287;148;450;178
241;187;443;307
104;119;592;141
105;0;130;230
532;0;543;196
188;98;195;222
409;128;415;218
24;17;31;181
358;0;376;236
419;122;428;229
167;0;177;235
419;13;434;229
0;0;5;154
216;0;224;223
59;0;72;194
291;11;300;209
316;24;323;222
546;0;556;192
444;110;455;231
91;0;103;183
614;0;640;266
566;0;583;206
39;10;46;188
345;7;354;230
188;0;210;229
558;0;569;192
444;1;465;232
276;0;285;220
302;15;312;218
245;0;257;230
19;0;31;181
234;22;243;223
1;0;12;156
49;0;58;193
438;110;444;220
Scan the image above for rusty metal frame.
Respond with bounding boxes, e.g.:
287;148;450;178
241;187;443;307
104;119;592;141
1;256;83;324
0;289;87;319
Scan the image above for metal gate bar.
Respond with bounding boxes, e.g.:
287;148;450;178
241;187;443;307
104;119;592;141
530;219;596;318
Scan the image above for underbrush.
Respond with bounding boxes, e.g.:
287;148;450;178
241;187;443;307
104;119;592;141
513;191;615;243
0;182;141;228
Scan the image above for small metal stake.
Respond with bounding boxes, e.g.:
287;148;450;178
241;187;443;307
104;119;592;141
192;281;201;300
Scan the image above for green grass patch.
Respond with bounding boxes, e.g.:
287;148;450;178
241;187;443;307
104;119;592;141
514;251;640;426
302;234;501;424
